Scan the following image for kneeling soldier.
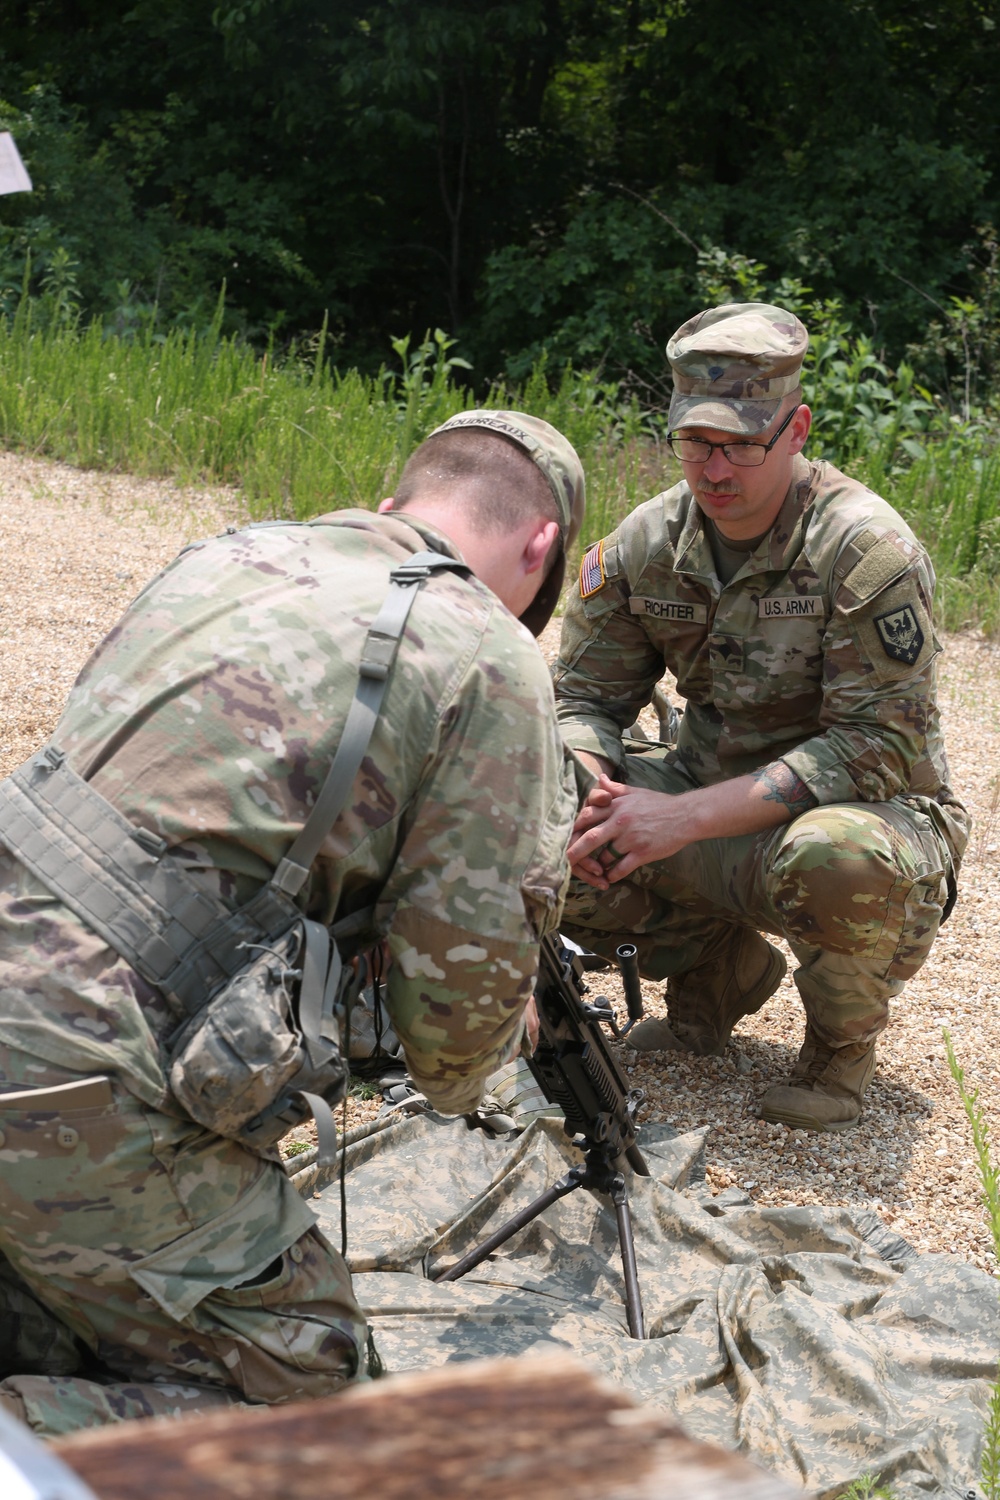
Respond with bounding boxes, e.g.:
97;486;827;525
0;410;584;1433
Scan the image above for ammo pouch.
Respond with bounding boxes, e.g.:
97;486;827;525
0;547;468;1162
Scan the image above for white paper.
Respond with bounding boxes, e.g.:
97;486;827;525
0;133;33;196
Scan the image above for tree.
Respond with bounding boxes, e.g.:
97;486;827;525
1;0;997;386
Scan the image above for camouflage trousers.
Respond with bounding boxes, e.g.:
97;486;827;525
562;754;970;1047
0;1049;368;1438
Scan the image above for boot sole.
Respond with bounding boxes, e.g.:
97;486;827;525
758;1104;860;1133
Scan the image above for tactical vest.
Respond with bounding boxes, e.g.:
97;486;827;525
0;547;468;1160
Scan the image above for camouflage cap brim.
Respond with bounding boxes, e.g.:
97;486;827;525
667;392;785;437
519;553;566;638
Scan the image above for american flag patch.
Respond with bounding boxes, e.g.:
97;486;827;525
579;539;606;597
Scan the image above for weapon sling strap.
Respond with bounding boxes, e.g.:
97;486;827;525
0;549;468;1153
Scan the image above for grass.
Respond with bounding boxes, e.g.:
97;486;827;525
0;300;998;631
349;1078;380;1101
946;1033;1000;1500
0;303;661;547
0;302;462;519
837;1474;894;1500
860;441;1000;637
282;1138;312;1158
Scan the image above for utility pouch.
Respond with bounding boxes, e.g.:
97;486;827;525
168;917;351;1153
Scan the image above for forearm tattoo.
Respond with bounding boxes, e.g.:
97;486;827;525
752;761;818;814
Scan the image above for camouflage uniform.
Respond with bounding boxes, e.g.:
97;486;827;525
555;311;968;1064
0;413;583;1434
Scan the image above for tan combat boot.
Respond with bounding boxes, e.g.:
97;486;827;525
627;927;786;1057
758;1030;877;1132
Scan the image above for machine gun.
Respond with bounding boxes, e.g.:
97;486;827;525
435;936;651;1339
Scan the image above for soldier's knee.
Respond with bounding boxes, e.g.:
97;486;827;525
766;803;949;971
766;806;912;956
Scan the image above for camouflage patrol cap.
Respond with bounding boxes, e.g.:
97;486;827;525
429;408;586;635
667;302;809;436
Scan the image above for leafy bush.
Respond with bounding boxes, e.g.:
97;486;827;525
687;248;945;472
905;226;1000;424
0;88;161;324
477;190;698;385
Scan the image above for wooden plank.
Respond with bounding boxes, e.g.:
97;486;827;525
54;1354;799;1500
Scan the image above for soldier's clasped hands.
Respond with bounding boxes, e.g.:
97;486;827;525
568;774;698;887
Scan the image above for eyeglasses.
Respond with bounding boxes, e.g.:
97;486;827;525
667;404;801;468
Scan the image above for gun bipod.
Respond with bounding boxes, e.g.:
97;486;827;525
431;1134;645;1340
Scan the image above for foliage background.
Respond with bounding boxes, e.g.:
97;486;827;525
2;1;999;636
2;0;999;404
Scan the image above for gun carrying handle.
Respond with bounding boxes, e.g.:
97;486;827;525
616;943;644;1026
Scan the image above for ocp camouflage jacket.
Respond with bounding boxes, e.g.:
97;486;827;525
554;456;966;861
0;511;578;1115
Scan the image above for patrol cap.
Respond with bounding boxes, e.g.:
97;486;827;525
428;408;586;635
667;302;809;436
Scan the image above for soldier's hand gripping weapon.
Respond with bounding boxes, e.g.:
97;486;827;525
435;935;650;1339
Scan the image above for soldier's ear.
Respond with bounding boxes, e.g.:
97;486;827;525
788;405;812;455
524;519;561;577
378;497;396;513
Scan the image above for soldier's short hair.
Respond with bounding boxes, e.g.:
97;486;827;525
393;427;560;534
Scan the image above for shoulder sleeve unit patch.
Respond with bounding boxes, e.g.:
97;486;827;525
873;603;924;665
850;575;936;683
579;539;606;597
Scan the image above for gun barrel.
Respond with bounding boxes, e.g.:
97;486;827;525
615;943;644;1024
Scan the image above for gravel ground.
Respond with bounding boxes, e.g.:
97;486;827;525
531;619;1000;1275
3;448;999;1270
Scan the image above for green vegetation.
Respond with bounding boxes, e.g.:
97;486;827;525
837;1473;894;1500
2;7;999;632
946;1034;1000;1500
2;0;999;1470
349;1079;381;1101
871;448;1000;638
1;284;998;635
0;299;664;542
